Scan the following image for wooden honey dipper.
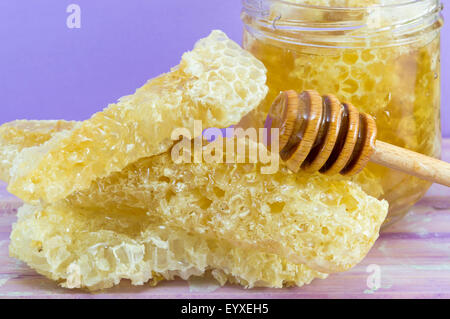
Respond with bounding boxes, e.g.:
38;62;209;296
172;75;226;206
265;90;450;187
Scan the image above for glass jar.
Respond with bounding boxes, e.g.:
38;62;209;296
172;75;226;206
241;0;443;226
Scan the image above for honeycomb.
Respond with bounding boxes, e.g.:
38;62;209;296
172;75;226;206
242;12;441;224
67;138;388;274
4;127;387;287
3;28;389;290
9;203;327;290
0;120;76;182
2;125;329;290
7;30;268;203
2;122;387;271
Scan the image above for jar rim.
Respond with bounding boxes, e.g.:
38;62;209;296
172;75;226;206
268;0;431;11
242;0;443;48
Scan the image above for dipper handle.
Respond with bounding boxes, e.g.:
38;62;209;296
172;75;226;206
372;141;450;187
267;90;450;187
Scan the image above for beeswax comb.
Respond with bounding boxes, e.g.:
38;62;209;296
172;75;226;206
265;90;450;187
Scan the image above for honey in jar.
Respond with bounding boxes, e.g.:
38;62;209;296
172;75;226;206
241;0;444;225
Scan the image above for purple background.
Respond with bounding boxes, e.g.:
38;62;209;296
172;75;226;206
0;1;448;136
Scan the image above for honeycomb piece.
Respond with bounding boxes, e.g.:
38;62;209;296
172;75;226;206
9;203;327;290
0;120;76;182
67;138;388;274
0;119;385;244
0;119;385;200
8;30;268;203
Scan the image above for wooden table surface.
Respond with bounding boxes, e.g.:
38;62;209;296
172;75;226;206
0;139;449;299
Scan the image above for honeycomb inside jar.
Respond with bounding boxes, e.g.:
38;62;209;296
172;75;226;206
242;21;441;226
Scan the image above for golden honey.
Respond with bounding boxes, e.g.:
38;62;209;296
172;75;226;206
242;0;443;225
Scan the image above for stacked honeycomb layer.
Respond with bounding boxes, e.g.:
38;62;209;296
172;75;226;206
0;120;75;182
10;203;327;290
3;29;389;290
0;122;330;290
3;128;387;289
66;138;388;274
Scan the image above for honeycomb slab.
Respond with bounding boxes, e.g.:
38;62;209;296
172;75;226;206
9;203;327;290
0;120;76;182
67;138;388;274
8;30;268;203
